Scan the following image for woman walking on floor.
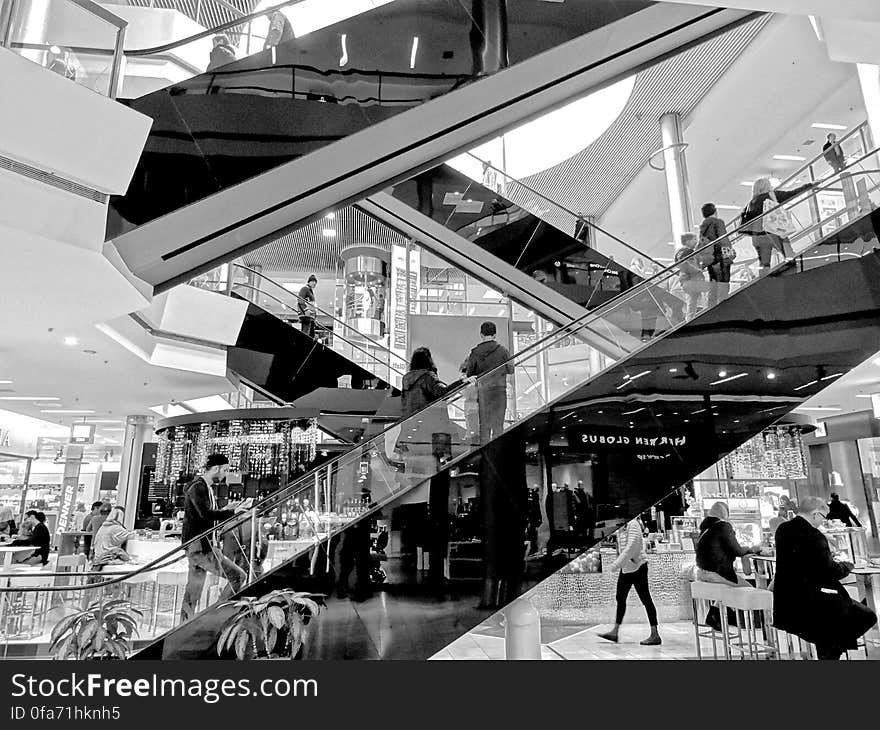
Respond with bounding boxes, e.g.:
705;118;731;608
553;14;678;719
598;516;661;646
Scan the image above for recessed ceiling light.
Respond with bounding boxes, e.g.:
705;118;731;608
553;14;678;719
718;370;728;378
0;396;60;401
812;123;847;131
41;409;95;414
63;336;79;346
740;181;754;187
322;228;336;237
0;380;12;384
668;367;678;373
773;154;807;162
766;372;777;380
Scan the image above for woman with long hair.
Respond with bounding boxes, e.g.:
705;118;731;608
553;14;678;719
742;177;813;274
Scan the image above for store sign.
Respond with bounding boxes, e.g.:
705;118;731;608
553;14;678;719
567;426;688;454
390;244;409;354
69;424;95;444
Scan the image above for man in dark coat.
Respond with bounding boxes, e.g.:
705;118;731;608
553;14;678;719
180;454;247;622
826;493;861;527
773;496;876;659
463;321;513;444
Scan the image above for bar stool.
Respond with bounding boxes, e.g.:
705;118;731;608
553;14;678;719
149;570;187;636
690;581;729;660
719;586;777;660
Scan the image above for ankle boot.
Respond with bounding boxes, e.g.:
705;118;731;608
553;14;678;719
640;627;661;646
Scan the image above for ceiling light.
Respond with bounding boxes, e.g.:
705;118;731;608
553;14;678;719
794;380;818;392
616;370;651;389
856;394;874;399
41;409;95;414
710;372;748;386
812;122;846;131
793;406;842;412
622;408;645;416
718;370;727;378
322;228;336;237
808;15;824;42
0;396;61;401
820;372;843;382
0;380;12;384
63;336;78;346
773;154;807;162
740;181;754;187
82;419;124;424
668;367;678;373
339;33;348;66
766;372;777;380
410;35;419;69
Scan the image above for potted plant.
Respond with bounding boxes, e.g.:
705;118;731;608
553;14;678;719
49;599;142;660
217;589;324;660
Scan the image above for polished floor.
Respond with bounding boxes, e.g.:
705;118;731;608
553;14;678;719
433;621;880;660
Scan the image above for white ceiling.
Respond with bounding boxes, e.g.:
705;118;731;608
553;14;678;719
599;13;866;261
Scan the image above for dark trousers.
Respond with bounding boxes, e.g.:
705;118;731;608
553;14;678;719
614;563;658;626
300;317;315;339
181;543;247;622
478;387;506;444
814;601;877;660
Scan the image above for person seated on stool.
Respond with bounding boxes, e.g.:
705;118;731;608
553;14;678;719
773;496;877;660
10;511;50;565
695;501;764;631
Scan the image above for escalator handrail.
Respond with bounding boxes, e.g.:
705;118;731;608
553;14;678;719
9;149;872;597
124;0;303;56
465;153;663;269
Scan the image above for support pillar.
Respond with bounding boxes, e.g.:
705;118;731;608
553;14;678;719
857;64;880;151
659;112;694;244
118;415;154;528
469;0;509;76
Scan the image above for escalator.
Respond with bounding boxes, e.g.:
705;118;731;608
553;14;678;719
96;154;880;659
370;159;682;320
103;0;758;290
199;263;408;402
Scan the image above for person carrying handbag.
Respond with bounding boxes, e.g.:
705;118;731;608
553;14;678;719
741;178;812;274
700;203;736;307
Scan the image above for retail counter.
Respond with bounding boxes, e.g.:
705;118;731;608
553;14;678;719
528;551;697;624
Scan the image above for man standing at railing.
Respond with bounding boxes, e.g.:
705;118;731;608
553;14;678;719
463;321;513;445
180;454;247;622
298;275;318;339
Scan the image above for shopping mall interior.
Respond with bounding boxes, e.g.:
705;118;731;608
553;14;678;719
2;0;880;661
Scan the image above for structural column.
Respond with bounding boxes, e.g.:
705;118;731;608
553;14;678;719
118;415;154;528
857;64;880;151
659;112;694;244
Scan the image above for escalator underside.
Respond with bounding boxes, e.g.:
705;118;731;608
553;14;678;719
134;209;880;660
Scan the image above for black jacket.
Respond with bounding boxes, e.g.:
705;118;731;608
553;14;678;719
826;498;861;528
741;183;813;235
11;522;50;564
401;369;447;418
695;516;752;583
181;477;234;552
207;43;236;72
773;515;875;646
464;340;513;391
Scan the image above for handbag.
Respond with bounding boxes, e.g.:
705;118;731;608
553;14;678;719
763;196;796;237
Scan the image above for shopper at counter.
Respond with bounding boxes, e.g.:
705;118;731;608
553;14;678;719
695;501;762;586
10;511;50;565
825;493;861;528
598;518;661;646
773;496;877;660
92;506;135;569
181;453;247;622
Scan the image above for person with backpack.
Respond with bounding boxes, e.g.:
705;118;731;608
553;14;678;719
741;178;813;274
674;232;710;321
207;34;236;72
700;203;736;307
